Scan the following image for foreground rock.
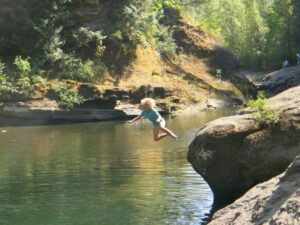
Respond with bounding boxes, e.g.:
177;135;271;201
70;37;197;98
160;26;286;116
188;86;300;207
259;65;300;97
208;155;300;225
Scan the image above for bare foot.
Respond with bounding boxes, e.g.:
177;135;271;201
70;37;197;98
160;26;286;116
171;133;178;140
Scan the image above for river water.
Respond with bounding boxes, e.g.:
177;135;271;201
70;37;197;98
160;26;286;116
0;109;231;225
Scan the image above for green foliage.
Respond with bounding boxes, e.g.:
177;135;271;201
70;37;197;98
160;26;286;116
121;0;177;61
59;54;102;82
43;26;65;64
154;26;177;60
0;60;18;94
153;0;180;11
0;57;47;94
13;56;32;91
0;60;8;85
14;56;31;77
121;1;158;46
53;82;85;110
31;75;46;84
73;27;106;49
182;0;299;70
0;1;69;67
163;0;181;9
0;59;25;95
247;91;278;125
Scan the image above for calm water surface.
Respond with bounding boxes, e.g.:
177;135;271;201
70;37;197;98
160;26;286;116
0;109;232;225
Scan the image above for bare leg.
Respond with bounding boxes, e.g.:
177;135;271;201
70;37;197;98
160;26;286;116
159;126;177;139
153;127;169;142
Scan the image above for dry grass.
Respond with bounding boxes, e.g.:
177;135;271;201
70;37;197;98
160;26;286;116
97;44;242;104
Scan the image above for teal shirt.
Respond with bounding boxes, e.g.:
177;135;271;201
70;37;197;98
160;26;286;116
141;108;161;126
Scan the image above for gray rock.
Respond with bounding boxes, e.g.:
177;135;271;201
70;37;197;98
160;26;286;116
208;155;300;225
259;65;300;97
188;86;300;207
0;102;126;122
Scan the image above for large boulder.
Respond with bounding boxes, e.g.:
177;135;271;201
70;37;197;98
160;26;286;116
208;155;300;225
259;65;300;97
188;86;300;208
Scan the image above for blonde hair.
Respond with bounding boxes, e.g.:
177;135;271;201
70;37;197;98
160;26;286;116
140;98;156;109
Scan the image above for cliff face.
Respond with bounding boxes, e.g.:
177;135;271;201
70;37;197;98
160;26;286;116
188;86;300;208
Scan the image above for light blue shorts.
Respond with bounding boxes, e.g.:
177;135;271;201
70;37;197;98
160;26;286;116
154;118;166;128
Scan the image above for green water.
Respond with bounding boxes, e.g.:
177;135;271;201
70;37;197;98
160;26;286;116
0;109;231;225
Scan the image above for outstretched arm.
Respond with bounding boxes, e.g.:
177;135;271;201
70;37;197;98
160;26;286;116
127;115;142;123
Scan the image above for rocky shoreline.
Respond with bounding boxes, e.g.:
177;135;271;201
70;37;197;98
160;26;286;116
188;67;300;224
0;81;245;126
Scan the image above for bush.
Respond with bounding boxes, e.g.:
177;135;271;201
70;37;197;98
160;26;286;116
31;75;46;84
0;61;17;94
53;82;85;110
59;53;107;82
122;1;159;46
162;0;180;9
154;25;177;61
73;27;106;49
247;91;278;125
59;54;94;82
14;56;31;77
0;60;8;85
16;75;31;90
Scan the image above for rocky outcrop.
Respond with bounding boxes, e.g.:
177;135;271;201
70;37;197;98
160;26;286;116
208;155;300;225
187;86;300;208
259;65;300;97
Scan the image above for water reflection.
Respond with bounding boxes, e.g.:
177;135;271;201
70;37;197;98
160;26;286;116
0;109;232;225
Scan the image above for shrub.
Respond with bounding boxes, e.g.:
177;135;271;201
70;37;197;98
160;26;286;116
154;25;177;61
0;62;19;94
60;53;107;82
162;0;180;9
59;54;94;82
31;75;46;84
73;27;106;49
247;91;278;125
153;0;180;11
16;75;31;90
14;56;31;77
0;60;8;85
53;82;85;110
13;56;35;91
122;1;159;45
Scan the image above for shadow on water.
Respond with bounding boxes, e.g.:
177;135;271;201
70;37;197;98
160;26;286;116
0;108;233;225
